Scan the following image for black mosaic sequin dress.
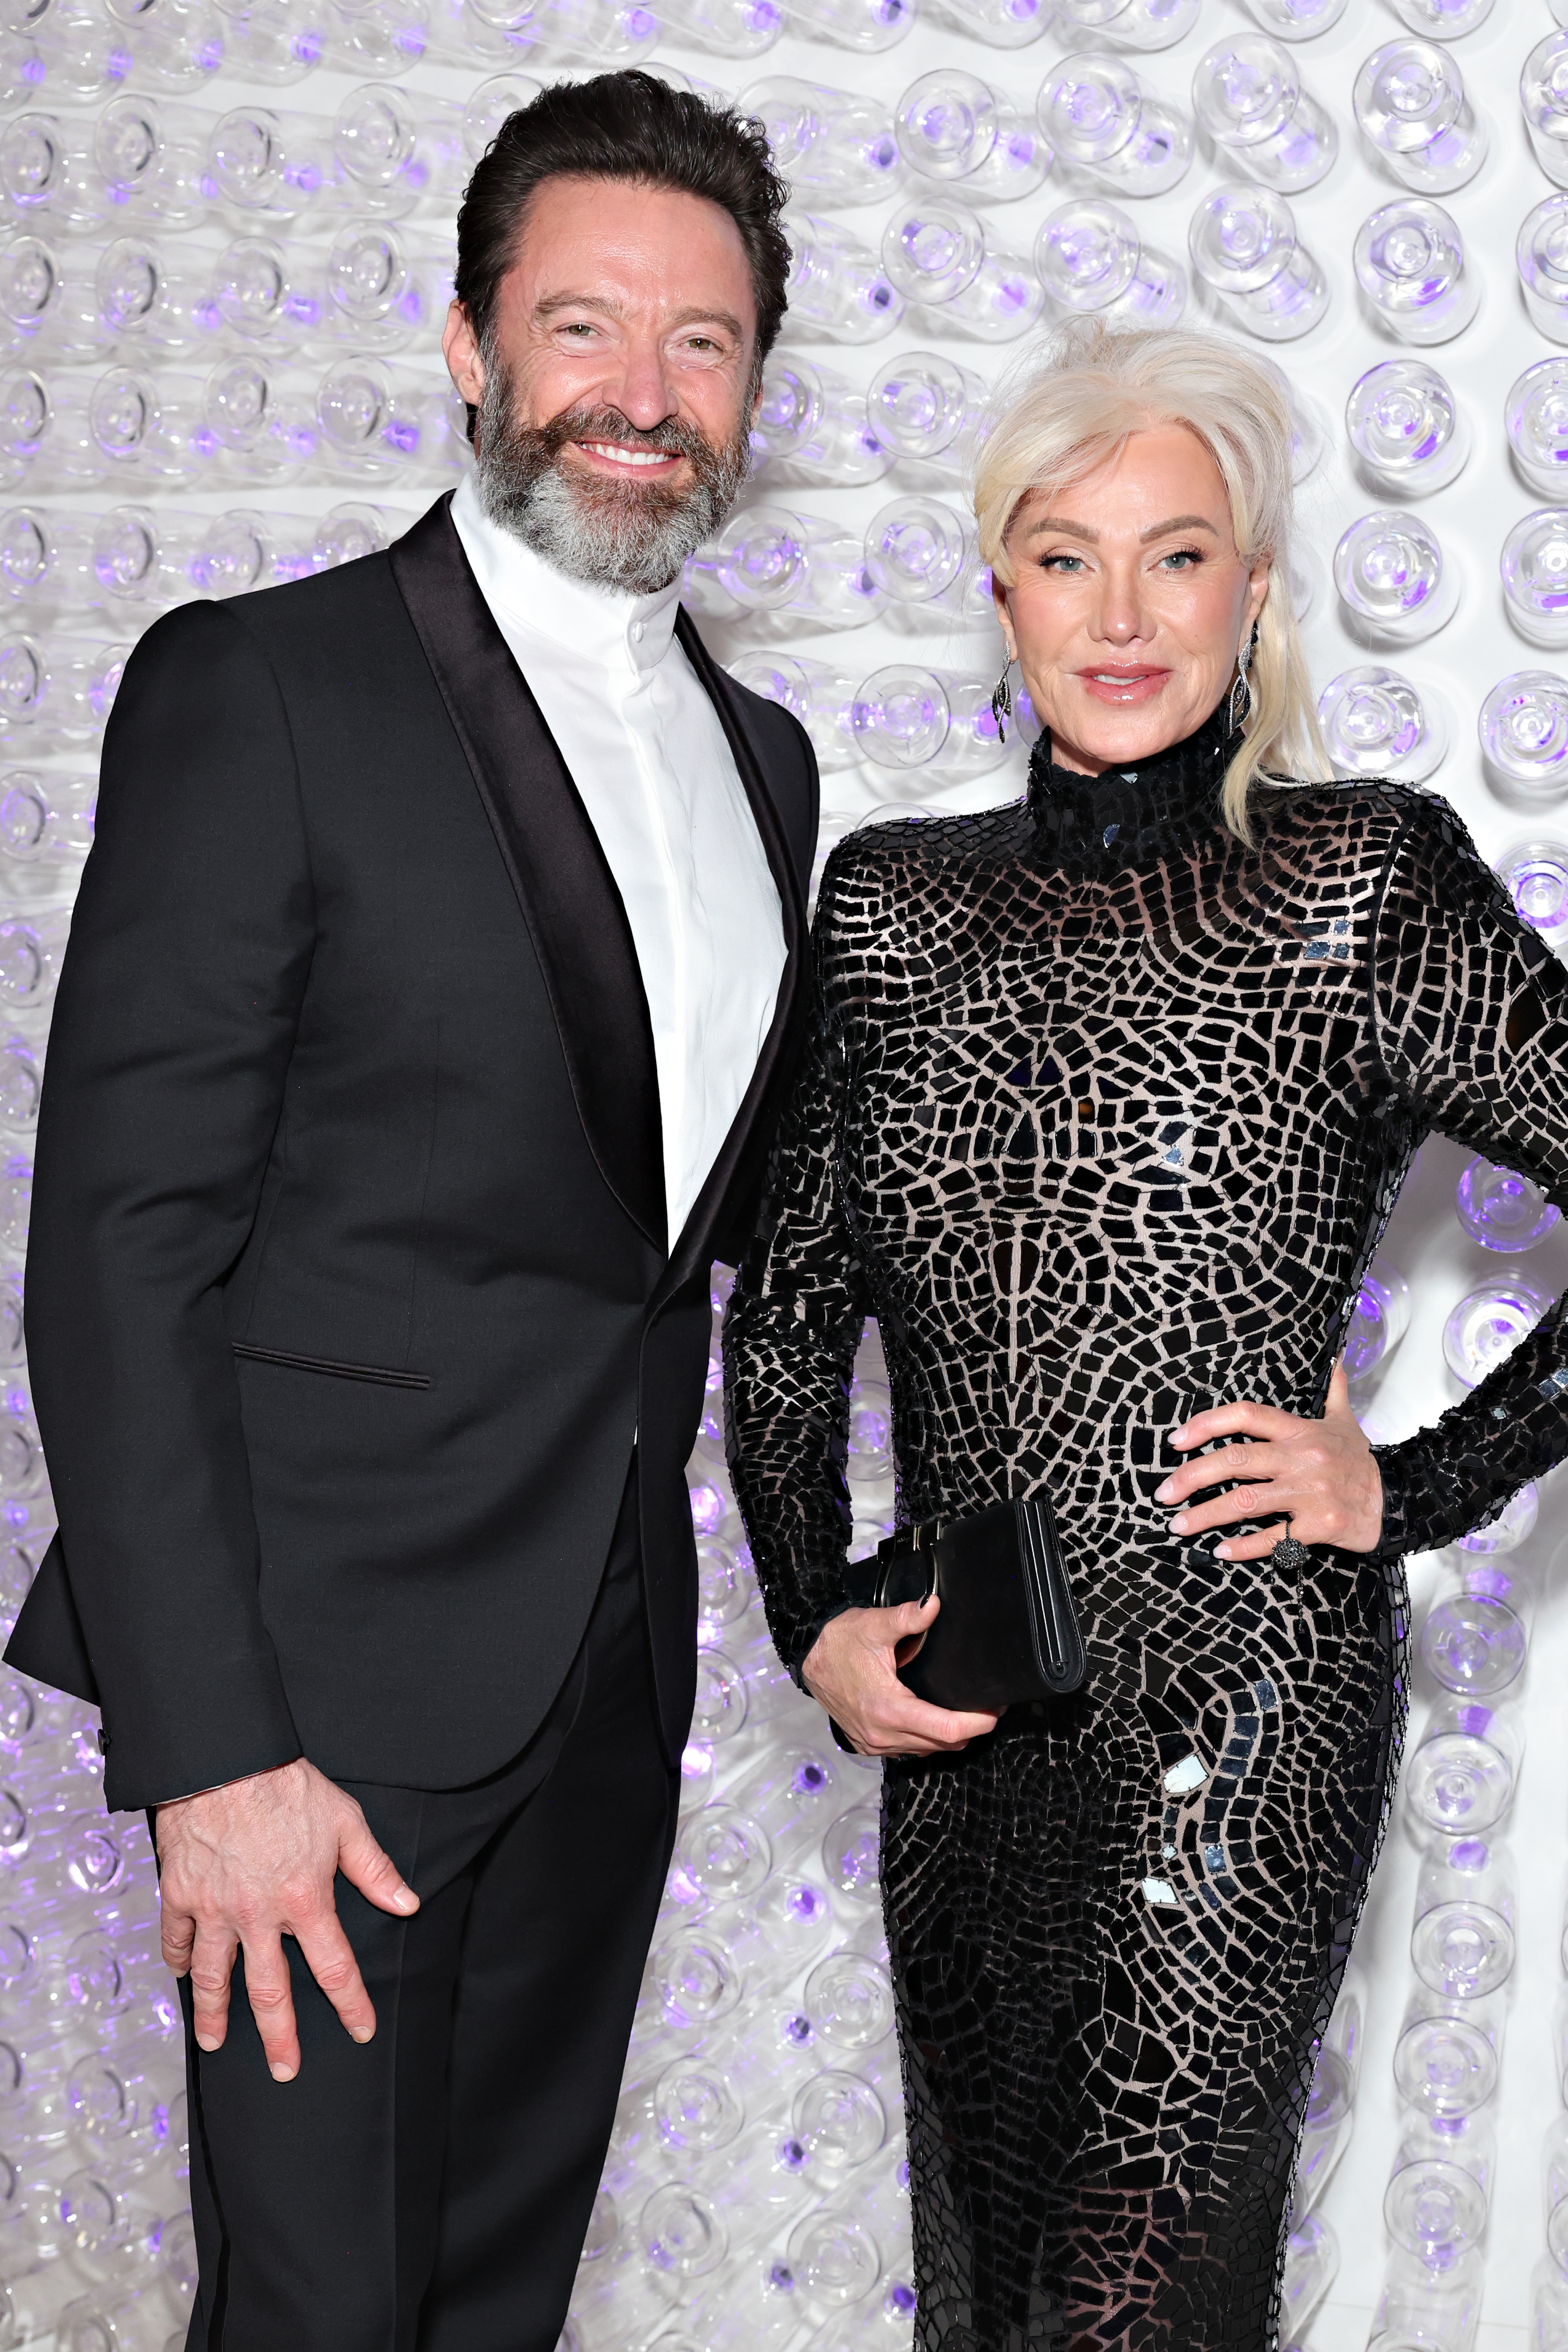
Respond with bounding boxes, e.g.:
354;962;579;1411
723;704;1568;2350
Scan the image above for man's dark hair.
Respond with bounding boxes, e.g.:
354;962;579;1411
454;70;791;400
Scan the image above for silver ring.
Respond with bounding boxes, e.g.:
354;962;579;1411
1273;1534;1311;1573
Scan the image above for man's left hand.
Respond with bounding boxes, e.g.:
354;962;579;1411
1153;1364;1383;1559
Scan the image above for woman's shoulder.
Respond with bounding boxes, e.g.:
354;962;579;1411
1250;773;1468;873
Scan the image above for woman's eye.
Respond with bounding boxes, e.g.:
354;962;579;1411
1159;548;1203;571
1040;553;1085;574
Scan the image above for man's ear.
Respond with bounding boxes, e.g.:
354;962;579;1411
443;300;485;410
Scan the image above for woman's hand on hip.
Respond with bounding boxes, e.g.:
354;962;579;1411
1153;1363;1383;1558
802;1599;1000;1757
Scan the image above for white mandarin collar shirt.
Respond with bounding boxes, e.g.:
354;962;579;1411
450;474;786;1252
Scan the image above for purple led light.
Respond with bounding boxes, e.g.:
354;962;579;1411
1448;1839;1488;1869
383;421;420;455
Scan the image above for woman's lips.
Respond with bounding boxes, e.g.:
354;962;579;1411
1074;667;1172;705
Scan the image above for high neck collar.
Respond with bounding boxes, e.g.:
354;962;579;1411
449;473;683;678
1026;699;1237;874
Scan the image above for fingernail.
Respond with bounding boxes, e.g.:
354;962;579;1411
1170;1425;1189;1444
351;2027;374;2045
269;2063;296;2083
1215;1543;1232;1560
394;1888;417;1911
1153;1479;1174;1503
195;2035;220;2053
1170;1512;1189;1534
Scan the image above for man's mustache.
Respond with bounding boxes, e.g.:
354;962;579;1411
519;404;714;469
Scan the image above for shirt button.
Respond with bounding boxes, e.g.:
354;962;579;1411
631;622;644;644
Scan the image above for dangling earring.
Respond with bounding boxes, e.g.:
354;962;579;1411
1227;626;1258;736
992;653;1015;742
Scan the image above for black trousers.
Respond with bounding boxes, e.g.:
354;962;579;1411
178;1466;679;2351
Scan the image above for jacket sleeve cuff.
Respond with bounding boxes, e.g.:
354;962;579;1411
99;1664;303;1815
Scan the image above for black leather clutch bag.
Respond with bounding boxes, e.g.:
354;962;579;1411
842;1494;1085;1713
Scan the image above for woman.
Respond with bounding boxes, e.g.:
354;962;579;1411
722;323;1568;2347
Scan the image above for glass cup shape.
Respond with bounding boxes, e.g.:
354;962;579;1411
715;505;886;630
1442;1277;1550;1386
1420;1584;1526;1703
749;358;891;488
648;1924;744;2033
1394;1990;1503;2120
864;496;973;606
1455;1156;1560;1252
461;74;543;166
206;102;334;221
1503;509;1568;650
0;504;90;605
821;1803;881;1903
783;214;904;343
880;197;1042;341
1544;2115;1568;2272
324;221;450;352
1506;358;1568;501
742;77;903;208
1412;1837;1516;1998
1342;1251;1412;1380
894;69;1050;204
1191;35;1335;194
1524;35;1568;191
866;348;987;474
1054;0;1198;51
638;2184;728;2281
727;651;859;770
1036;197;1185;327
771;0;914;56
1354;40;1486;195
1480;671;1568;794
1317;665;1446;784
1187;184;1325;340
0;112;106;234
1346;359;1467;494
102;0;225;91
1405;1699;1521;1837
332;82;467;216
1035;56;1193;200
726;1746;843;1850
1388;0;1492;29
93;236;203;359
1497;837;1568;938
203;353;317;485
1519;197;1568;350
1355;197;1475;344
802;1949;896;2049
212;0;330;82
852;664;1008;773
0;235;102;365
91;94;208;228
1333;510;1454;645
1385;2111;1495;2264
791;2070;887;2177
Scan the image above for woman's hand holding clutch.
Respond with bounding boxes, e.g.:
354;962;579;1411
1153;1364;1384;1559
802;1597;1002;1758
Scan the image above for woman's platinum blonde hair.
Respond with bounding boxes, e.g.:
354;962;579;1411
973;319;1329;845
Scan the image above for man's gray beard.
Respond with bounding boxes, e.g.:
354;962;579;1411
472;361;752;596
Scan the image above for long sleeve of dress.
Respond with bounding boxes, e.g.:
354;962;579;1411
1370;795;1568;1557
724;853;871;1681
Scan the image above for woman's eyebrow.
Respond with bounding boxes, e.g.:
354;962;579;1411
1139;515;1220;542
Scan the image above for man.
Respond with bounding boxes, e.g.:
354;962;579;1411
6;71;817;2350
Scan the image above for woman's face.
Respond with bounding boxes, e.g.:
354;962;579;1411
995;423;1273;776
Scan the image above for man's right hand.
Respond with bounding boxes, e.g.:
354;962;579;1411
802;1599;1000;1757
155;1757;420;2083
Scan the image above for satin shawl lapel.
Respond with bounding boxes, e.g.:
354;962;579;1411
389;496;666;1252
660;609;809;1297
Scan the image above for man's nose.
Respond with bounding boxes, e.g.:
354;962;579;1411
604;336;679;432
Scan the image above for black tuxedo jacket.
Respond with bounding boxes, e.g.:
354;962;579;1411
5;494;817;1813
